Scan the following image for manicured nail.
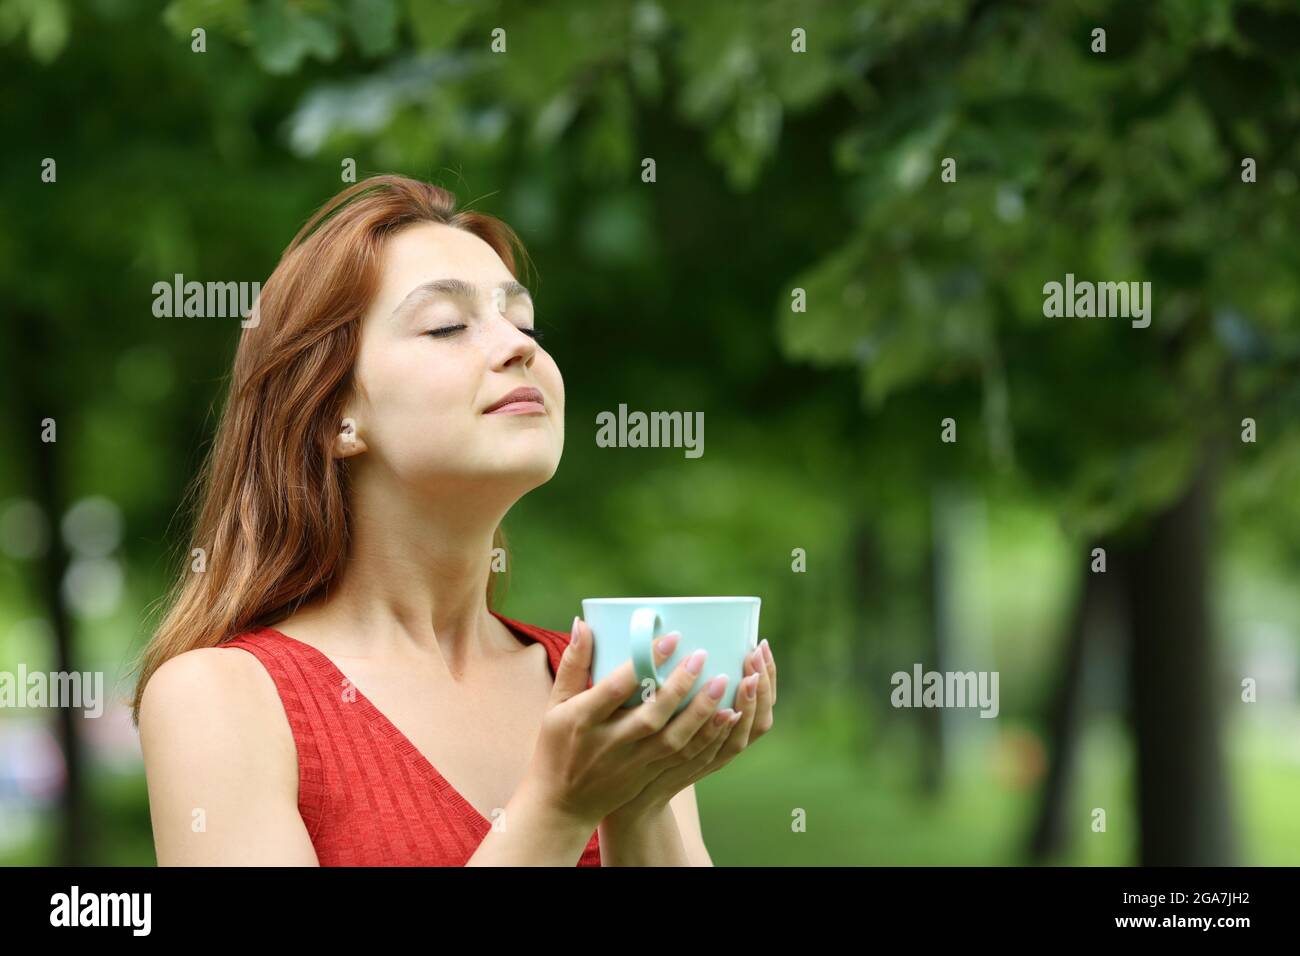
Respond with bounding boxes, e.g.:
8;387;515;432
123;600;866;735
569;616;581;649
714;709;732;726
728;709;743;724
760;639;772;664
705;675;728;699
684;649;707;675
751;648;764;670
656;632;680;656
746;673;760;699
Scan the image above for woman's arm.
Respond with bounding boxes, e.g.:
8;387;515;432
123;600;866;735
596;785;714;866
464;775;601;866
669;786;714;865
596;636;776;867
141;650;603;866
139;649;321;866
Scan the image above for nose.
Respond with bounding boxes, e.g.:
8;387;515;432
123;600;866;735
485;308;538;370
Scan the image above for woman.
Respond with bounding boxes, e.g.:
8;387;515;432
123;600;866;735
130;175;777;866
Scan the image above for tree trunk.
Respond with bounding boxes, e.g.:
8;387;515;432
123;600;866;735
849;516;886;754
19;312;86;865
918;491;949;795
1120;455;1235;865
1025;543;1116;862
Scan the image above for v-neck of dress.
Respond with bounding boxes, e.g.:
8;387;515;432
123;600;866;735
258;610;559;832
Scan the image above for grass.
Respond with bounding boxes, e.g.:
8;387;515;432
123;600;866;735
696;698;1298;866
3;699;1298;866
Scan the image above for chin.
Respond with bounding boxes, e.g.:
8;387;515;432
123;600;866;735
478;450;562;490
514;453;561;487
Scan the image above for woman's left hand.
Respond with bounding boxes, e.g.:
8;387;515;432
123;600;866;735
605;632;777;821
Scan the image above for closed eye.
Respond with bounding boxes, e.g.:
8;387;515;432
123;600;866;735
424;325;545;342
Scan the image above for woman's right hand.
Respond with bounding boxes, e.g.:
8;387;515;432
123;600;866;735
523;617;736;828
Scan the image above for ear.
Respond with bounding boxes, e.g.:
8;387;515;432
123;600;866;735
333;417;368;459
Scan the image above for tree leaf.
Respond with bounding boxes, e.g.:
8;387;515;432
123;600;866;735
348;0;398;57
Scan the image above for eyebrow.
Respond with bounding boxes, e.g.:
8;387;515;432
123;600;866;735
390;279;533;321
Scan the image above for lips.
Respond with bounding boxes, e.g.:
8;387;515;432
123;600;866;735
483;386;545;414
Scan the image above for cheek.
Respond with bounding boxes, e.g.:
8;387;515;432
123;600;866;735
357;341;477;449
538;354;565;411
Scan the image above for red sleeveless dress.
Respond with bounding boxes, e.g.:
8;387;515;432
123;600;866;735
220;610;602;866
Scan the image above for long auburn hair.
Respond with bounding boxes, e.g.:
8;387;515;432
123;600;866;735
128;175;531;726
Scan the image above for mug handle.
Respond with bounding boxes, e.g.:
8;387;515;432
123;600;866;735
629;607;665;696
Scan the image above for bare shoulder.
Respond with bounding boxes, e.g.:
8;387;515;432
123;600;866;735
139;645;292;763
139;645;318;865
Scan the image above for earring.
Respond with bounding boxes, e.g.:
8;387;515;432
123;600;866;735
340;418;357;448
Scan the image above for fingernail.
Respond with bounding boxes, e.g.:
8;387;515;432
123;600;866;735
570;616;581;648
728;709;743;724
760;639;772;664
705;675;728;699
684;649;707;675
751;648;764;670
713;709;731;726
746;673;759;699
656;632;680;656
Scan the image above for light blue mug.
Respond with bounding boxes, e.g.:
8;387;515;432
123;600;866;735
580;596;762;713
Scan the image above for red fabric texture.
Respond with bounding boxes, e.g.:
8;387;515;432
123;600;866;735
220;610;601;866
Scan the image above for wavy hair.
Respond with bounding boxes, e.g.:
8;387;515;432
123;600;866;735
128;175;530;726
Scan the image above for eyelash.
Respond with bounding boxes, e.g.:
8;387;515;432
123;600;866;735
425;324;545;343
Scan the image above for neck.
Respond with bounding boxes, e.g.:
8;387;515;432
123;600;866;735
309;468;515;664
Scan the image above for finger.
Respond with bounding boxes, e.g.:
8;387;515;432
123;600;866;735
638;707;734;802
760;638;776;706
636;671;730;762
679;652;760;766
567;624;682;726
698;703;744;767
550;616;596;705
683;706;736;770
683;679;734;756
721;654;763;754
613;645;709;740
749;645;774;739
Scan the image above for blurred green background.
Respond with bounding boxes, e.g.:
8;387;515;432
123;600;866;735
2;0;1299;866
